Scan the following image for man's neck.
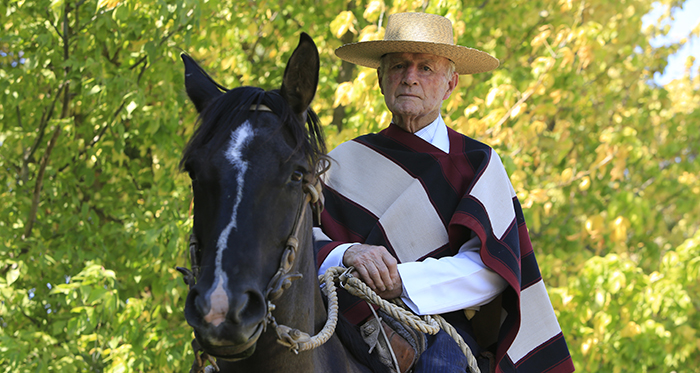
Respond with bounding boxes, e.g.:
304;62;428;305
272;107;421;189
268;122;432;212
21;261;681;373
392;113;440;133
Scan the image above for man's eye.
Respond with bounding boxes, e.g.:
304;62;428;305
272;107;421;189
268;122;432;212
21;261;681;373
423;66;432;71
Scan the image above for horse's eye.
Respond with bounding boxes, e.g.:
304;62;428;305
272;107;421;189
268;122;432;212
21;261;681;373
291;170;304;182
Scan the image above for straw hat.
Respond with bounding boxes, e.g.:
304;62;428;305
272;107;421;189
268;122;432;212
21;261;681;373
335;12;499;75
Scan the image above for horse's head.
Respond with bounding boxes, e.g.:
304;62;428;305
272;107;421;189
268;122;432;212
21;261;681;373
179;33;323;360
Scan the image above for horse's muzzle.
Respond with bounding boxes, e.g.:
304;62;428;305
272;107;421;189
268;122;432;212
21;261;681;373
193;322;264;361
184;284;267;358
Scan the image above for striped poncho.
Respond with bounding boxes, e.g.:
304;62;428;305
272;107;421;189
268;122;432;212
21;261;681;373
315;123;575;372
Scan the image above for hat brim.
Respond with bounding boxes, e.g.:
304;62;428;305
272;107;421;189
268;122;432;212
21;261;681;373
335;40;499;75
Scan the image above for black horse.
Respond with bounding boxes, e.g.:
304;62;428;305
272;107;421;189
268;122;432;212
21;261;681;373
179;33;388;372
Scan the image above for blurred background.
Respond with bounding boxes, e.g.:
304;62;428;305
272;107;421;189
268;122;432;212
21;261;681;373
1;0;698;371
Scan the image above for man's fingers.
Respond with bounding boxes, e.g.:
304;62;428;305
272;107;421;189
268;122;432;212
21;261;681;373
356;261;386;292
344;244;401;295
379;251;399;290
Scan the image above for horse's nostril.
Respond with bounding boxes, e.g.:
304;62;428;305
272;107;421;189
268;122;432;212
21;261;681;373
193;289;210;316
232;290;266;324
184;287;206;325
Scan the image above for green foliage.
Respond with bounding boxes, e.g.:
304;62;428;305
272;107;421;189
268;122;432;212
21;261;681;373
1;0;699;371
552;231;700;371
1;0;195;371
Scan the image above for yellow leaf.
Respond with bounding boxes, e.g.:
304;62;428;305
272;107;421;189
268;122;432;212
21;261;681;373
98;0;120;10
463;104;479;117
581;337;596;356
608;270;626;293
485;87;499;107
446;92;463;112
359;25;384;42
378;110;391;128
510;102;525;118
333;82;353;108
578;176;591;191
530;28;551;50
593;312;611;337
549;89;563;104
560;47;575;67
620;321;641;338
560;0;574;12
363;0;384;23
531;56;555;76
560;168;573;182
585;214;604;237
577;45;593;70
531;120;546;134
330;11;357;39
529;188;548;203
610;148;627;181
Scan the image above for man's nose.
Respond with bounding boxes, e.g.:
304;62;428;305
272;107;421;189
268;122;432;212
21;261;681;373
401;66;418;85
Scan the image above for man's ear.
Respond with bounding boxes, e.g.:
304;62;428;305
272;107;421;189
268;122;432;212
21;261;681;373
377;68;385;95
443;72;459;100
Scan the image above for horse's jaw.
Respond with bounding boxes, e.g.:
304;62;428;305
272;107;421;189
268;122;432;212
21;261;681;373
195;321;265;361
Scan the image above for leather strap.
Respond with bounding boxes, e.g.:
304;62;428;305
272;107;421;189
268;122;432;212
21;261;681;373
381;320;416;373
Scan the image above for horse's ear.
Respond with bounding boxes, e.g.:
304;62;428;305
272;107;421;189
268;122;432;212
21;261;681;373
280;32;319;116
181;53;226;113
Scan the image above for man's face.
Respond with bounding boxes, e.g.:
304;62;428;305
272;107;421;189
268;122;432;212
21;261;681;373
378;52;458;131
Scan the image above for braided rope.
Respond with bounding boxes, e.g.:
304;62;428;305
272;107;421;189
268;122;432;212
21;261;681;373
270;266;480;373
343;276;440;335
325;267;480;373
297;264;341;350
271;264;340;353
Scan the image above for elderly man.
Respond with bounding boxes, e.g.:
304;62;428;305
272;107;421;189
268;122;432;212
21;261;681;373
314;12;575;373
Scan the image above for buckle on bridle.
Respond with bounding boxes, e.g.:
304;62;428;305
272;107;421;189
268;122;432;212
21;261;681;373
176;233;200;289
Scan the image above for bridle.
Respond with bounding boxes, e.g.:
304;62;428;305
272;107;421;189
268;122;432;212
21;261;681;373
178;177;324;371
177;105;330;372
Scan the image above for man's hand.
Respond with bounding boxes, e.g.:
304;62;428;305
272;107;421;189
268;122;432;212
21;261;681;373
343;244;403;299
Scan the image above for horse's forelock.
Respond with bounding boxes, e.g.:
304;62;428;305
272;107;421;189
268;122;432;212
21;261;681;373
180;87;326;175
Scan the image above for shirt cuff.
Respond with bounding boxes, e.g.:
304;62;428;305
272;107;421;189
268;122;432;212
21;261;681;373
317;243;356;277
398;235;508;315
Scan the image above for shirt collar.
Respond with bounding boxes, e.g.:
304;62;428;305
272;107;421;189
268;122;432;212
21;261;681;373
413;115;449;153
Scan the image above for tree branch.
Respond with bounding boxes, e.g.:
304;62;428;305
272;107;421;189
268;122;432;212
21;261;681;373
87;100;126;149
129;24;185;71
19;307;43;328
23;124;61;239
23;1;72;240
57;98;127;174
45;10;63;40
23;83;67;169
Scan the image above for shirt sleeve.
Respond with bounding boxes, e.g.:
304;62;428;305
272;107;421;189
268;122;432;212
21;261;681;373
313;227;356;277
398;234;509;315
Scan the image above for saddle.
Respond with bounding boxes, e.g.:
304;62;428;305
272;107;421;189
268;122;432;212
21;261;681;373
360;294;503;373
360;309;426;373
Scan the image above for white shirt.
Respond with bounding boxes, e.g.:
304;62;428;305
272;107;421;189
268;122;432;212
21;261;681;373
315;115;508;315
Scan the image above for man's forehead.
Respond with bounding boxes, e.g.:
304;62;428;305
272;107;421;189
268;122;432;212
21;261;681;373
383;52;450;64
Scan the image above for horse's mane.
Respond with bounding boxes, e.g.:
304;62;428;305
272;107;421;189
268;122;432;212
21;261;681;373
180;86;326;171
